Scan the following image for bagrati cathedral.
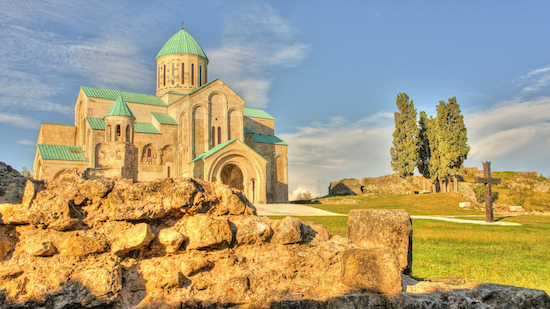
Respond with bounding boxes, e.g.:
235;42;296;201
32;26;289;204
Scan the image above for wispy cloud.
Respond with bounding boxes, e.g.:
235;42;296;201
0;113;40;129
514;66;550;94
17;139;35;146
207;3;309;108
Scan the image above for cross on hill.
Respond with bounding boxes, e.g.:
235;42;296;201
475;162;501;222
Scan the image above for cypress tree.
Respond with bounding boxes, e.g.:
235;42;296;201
417;111;431;179
390;93;419;184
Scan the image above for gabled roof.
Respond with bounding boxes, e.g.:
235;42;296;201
191;138;268;163
104;96;135;118
81;86;167;107
86;117;160;134
156;29;208;60
134;122;161;134
38;144;87;161
244;107;275;120
254;133;288;146
152;113;178;125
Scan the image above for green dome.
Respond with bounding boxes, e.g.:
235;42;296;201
156;29;208;60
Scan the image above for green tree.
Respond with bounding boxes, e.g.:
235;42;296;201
20;166;33;179
432;97;470;192
390;93;419;185
417;111;431;179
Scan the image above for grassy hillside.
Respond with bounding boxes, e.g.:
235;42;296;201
282;193;550;293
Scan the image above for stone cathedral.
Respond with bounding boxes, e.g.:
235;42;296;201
32;27;289;204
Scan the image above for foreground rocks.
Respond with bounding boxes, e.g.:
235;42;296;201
0;163;548;308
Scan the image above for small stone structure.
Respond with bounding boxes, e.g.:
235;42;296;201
0;162;548;308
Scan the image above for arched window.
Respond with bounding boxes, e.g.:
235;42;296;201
192;64;196;85
167;166;171;178
199;66;202;87
158;67;161;88
126;125;131;143
163;64;166;86
218;127;221;145
147;148;152;157
181;62;189;85
171;63;175;84
212;126;216;147
116;125;121;141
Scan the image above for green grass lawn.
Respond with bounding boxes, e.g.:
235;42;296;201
280;193;550;293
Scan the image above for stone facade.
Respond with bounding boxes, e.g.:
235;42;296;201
32;28;288;204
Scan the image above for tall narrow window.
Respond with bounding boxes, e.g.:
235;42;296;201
212;126;216;147
126;125;131;143
171;63;175;84
218;127;221;145
147;148;152;158
167;166;170;178
199;66;202;87
181;62;189;85
116;125;121;141
163;65;166;86
158;67;161;87
192;64;196;85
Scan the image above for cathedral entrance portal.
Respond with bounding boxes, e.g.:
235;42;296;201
220;164;244;191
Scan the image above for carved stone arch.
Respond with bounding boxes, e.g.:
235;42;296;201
276;155;287;183
192;104;207;158
161;144;175;164
53;169;68;180
142;143;157;165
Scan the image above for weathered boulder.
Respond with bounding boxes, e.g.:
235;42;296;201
181;257;213;277
341;247;402;295
59;235;108;256
0;162;28;204
273;216;303;244
111;223;155;255
232;216;273;245
347;209;413;274
158;228;185;253
302;220;331;244
179;215;233;250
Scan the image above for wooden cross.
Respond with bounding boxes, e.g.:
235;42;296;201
475;162;501;222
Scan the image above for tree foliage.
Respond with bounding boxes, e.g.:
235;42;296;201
417;111;431;179
390;93;419;182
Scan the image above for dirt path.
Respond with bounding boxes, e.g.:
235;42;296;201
254;204;522;226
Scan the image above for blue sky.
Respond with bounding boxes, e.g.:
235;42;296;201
1;0;550;198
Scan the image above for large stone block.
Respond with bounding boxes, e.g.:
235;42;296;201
181;215;233;250
341;248;402;295
347;209;412;274
111;223;155;255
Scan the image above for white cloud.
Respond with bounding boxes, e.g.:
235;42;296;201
0;113;40;129
207;3;309;108
280;113;394;196
17;139;35;146
514;66;550;93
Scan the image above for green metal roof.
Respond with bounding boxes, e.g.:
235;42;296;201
104;96;135;118
38;144;88;161
244;107;275;120
81;86;167;107
254;133;288;146
244;127;255;134
156;29;208;60
135;122;161;134
86;117;105;130
152;112;178;125
191;138;268;163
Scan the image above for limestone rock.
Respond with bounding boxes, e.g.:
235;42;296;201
347;209;413;274
158;228;185;253
273;216;303;244
73;265;123;297
21;240;56;256
59;235;107;256
341;247;402;294
0;236;12;259
49;218;81;231
181;257;213;276
0;162;28;204
180;215;232;250
302;220;330;244
111;223;155;255
233;217;273;245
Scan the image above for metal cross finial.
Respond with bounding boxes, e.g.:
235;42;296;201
181;21;184;30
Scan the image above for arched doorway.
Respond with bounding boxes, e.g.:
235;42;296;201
220;164;244;191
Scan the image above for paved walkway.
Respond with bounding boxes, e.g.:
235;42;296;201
254;204;521;226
